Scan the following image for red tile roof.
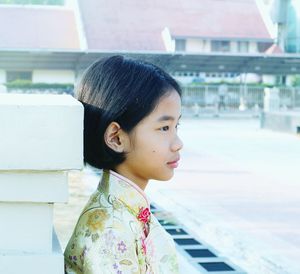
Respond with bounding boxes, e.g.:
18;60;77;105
0;0;272;52
0;6;80;50
265;44;283;54
79;0;272;51
171;0;272;40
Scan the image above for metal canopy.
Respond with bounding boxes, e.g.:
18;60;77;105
1;50;300;75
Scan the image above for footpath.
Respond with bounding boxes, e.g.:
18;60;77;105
146;118;300;274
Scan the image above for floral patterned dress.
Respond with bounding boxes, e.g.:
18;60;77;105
64;169;179;274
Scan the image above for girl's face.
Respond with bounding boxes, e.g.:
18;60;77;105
115;90;183;190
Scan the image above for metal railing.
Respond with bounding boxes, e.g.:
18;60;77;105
181;85;300;110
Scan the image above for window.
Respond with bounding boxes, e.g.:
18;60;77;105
175;39;186;51
257;42;272;53
6;71;32;82
211;40;230;52
238;41;249;52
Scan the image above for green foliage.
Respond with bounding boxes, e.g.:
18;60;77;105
291;75;300;87
0;0;64;5
5;79;74;90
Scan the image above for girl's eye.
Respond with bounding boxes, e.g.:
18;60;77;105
176;123;180;129
160;126;169;131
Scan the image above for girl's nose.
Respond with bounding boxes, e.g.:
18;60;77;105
171;134;184;152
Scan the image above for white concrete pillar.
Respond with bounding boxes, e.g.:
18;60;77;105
0;70;6;93
0;94;83;274
264;87;280;111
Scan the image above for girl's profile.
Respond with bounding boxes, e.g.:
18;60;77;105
64;55;183;273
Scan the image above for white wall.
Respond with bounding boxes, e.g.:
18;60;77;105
0;70;6;93
0;70;5;83
174;75;196;85
249;42;258;53
262;75;276;85
186;39;210;52
230;41;239;52
33;70;75;84
0;93;83;274
65;0;88;50
183;38;261;54
162;27;175;52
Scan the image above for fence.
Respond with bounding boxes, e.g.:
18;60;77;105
4;85;300;111
182;85;300;111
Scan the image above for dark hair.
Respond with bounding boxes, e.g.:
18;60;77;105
76;55;182;170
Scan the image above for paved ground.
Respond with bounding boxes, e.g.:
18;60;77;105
54;117;300;273
146;117;300;274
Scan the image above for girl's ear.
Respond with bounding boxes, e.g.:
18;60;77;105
104;122;127;153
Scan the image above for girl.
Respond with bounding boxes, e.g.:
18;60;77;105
64;55;183;274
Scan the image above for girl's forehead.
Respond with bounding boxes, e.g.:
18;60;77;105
148;91;182;120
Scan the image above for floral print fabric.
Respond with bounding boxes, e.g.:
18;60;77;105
64;169;179;274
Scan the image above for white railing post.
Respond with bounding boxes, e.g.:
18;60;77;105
0;94;83;274
264;87;280;112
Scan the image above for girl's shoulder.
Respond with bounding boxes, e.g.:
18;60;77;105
74;189;140;237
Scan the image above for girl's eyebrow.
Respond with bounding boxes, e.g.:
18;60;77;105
157;114;182;122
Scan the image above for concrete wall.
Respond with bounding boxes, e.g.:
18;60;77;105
186;39;210;52
262;75;277;85
260;111;300;134
0;94;83;274
249;41;258;53
185;39;259;54
241;73;261;82
230;41;238;52
32;70;75;84
0;69;5;83
0;69;6;93
162;27;175;52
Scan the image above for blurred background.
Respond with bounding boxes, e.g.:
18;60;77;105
1;0;300;112
1;0;300;273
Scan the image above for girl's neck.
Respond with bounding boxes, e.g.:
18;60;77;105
113;166;148;191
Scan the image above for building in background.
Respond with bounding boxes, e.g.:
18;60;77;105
76;0;277;84
271;0;300;53
0;0;295;92
0;3;80;92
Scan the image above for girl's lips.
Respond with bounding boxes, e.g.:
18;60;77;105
167;161;179;168
167;158;180;168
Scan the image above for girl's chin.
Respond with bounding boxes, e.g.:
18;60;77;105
154;170;174;181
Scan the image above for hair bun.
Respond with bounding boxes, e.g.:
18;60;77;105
78;100;106;169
